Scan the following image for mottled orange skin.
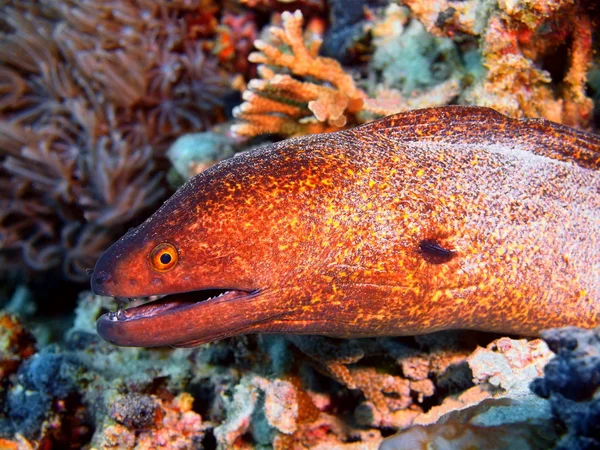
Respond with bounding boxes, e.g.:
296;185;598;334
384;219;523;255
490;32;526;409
92;106;600;347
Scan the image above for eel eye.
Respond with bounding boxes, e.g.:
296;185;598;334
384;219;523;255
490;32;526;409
150;243;178;272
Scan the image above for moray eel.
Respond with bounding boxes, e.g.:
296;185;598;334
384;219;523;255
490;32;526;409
91;106;600;347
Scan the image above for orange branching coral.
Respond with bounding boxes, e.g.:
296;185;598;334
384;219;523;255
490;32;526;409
231;8;465;138
0;1;231;281
404;0;595;127
231;10;365;137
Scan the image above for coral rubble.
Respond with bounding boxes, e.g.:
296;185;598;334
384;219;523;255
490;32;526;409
381;337;557;449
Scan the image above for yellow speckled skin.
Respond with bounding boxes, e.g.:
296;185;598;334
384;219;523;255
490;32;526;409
92;106;600;347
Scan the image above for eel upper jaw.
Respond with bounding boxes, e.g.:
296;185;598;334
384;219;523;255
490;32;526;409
96;288;262;347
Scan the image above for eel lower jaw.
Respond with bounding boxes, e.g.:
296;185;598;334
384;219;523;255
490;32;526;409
96;288;259;347
103;289;248;322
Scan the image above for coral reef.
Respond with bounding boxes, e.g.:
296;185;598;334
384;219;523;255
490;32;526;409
404;0;596;127
2;291;599;449
1;0;599;448
0;0;231;281
531;327;600;450
233;1;597;138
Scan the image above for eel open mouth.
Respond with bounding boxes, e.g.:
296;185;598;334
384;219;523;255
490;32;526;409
96;289;258;347
104;289;249;322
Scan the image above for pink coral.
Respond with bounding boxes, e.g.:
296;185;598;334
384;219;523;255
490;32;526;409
99;393;207;450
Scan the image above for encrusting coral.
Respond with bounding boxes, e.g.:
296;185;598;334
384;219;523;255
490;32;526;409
0;0;231;281
361;3;463;117
1;0;599;448
404;0;596;128
96;392;208;450
0;313;35;381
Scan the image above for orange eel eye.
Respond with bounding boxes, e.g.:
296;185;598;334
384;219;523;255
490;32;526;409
149;243;178;272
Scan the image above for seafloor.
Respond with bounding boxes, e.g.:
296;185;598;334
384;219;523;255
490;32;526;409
1;0;600;449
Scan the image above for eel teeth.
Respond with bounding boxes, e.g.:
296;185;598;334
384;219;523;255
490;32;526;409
107;307;127;322
205;291;231;302
116;308;127;321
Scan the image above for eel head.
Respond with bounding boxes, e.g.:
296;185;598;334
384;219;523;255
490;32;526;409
90;153;296;348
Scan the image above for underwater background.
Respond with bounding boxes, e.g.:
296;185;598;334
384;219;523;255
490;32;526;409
0;0;599;448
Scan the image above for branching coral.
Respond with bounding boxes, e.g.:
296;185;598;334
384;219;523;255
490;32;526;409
0;0;231;281
232;10;365;137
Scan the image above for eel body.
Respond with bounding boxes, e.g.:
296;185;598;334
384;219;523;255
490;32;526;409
91;106;600;347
